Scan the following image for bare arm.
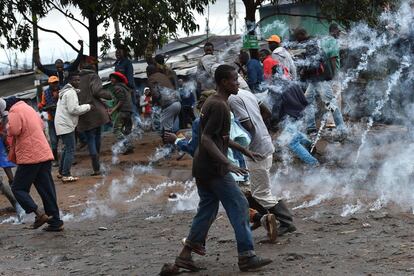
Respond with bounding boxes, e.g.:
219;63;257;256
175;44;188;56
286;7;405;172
201;134;248;176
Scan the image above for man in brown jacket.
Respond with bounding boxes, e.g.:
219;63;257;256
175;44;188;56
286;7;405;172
78;63;112;175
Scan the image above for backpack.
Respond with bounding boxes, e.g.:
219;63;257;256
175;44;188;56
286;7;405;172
301;50;334;82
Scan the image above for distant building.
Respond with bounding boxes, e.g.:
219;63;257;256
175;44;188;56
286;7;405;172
259;1;333;40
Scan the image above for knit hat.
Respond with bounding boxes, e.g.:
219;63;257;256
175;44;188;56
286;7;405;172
110;71;129;85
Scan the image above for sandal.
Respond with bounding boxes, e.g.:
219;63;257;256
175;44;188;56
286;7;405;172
174;257;205;272
61;176;79;183
31;214;49;229
181;238;206;256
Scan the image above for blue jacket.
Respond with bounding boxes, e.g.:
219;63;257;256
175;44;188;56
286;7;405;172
246;59;264;93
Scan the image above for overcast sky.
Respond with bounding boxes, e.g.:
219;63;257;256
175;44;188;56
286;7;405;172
1;0;248;67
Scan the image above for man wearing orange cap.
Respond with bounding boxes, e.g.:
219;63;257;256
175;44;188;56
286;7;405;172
266;35;297;80
38;76;61;167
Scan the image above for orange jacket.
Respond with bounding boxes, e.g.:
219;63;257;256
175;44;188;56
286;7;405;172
7;101;54;164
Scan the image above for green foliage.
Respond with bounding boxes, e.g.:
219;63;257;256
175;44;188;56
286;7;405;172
115;0;215;58
0;0;50;51
297;0;400;28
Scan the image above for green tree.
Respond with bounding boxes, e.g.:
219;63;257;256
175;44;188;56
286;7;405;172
116;0;214;59
0;0;215;59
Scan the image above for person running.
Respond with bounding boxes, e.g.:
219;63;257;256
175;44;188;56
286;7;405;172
78;61;112;176
54;72;91;182
164;89;278;242
228;88;297;236
34;40;84;87
38;76;61;167
173;64;272;272
3;97;64;231
109;71;134;154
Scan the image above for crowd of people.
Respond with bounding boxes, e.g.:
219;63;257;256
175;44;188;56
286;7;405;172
0;23;347;272
161;24;348;272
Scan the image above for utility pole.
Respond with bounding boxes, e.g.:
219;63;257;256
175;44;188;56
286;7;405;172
233;0;237;34
206;3;210;40
228;0;233;35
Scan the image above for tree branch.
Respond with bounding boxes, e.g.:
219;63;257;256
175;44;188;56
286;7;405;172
47;1;89;30
20;11;81;53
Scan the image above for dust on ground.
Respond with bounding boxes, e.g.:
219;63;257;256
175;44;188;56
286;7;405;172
0;129;413;276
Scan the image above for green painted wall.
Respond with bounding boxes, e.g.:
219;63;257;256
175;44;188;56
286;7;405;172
259;2;332;41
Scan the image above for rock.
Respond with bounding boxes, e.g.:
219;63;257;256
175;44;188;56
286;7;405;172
98;227;108;231
285;253;305;261
362;223;371;228
168;193;177;199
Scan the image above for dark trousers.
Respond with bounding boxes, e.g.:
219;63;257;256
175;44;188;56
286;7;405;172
84;127;102;172
247;195;294;227
47;120;59;151
59;132;76;176
12;161;62;226
179;106;195;129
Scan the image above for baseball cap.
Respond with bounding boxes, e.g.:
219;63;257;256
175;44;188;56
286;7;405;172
48;76;59;83
266;35;281;44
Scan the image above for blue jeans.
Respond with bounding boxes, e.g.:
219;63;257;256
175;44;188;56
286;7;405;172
288;132;319;165
47;120;59;150
305;81;345;131
84;127;102;156
187;173;255;257
59;132;76;176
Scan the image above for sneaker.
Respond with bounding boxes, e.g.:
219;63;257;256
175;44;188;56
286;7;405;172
260;214;278;242
14;203;25;222
278;224;297;236
238;255;272;272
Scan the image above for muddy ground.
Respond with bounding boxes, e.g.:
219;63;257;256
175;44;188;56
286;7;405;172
0;130;413;276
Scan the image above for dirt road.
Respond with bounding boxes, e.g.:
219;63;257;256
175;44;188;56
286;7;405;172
0;131;413;275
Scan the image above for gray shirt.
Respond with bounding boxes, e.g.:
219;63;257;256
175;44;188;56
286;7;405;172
228;89;275;158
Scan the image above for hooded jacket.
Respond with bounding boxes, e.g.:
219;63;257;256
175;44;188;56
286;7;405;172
77;69;112;132
272;47;297;80
54;83;91;136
